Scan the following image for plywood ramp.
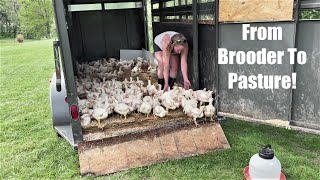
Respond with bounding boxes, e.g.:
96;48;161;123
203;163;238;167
219;0;294;22
78;121;230;177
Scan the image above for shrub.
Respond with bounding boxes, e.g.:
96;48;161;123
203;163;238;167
16;34;24;43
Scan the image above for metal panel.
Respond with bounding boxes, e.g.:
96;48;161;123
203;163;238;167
152;2;214;16
68;4;102;12
198;24;216;90
192;0;199;90
218;22;295;120
300;0;320;9
68;8;145;60
50;73;70;126
214;0;220;114
120;49;143;59
102;10;129;58
78;11;107;59
69;12;85;63
292;21;320;130
125;9;146;50
143;0;149;50
104;2;142;10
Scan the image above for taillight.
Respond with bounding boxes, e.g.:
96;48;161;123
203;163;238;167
64;96;68;102
71;105;79;120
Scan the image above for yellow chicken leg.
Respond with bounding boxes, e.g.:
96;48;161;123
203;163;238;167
97;119;102;129
193;117;199;127
210;115;215;122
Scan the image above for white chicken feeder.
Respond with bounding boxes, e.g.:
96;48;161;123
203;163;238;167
244;145;286;180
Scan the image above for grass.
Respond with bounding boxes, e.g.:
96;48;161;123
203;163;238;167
1;39;320;179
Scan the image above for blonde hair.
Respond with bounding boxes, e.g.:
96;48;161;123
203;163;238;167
166;33;187;54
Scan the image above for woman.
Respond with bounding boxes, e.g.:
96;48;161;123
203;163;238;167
153;31;191;91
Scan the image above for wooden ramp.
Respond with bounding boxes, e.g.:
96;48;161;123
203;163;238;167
78;121;230;177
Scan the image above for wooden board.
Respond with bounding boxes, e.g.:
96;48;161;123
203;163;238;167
78;121;230;177
219;0;294;22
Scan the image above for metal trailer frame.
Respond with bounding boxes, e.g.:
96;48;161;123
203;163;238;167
50;0;320;148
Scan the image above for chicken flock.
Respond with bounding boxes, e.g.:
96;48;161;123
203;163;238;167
75;57;216;129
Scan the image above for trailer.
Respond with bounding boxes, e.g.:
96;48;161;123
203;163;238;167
50;0;230;176
50;0;320;176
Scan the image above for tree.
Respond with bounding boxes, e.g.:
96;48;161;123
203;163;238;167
0;0;20;38
19;0;54;39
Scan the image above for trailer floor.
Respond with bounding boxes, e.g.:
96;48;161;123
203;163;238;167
81;65;187;141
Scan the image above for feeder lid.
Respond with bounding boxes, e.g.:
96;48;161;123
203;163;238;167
259;144;274;159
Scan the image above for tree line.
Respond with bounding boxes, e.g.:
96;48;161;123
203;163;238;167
0;0;54;39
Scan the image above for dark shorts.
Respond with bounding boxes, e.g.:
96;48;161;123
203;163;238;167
153;42;162;52
153;42;178;55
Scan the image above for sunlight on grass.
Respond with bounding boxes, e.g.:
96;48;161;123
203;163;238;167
0;39;319;179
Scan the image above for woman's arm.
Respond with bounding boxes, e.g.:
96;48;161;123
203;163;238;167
180;43;188;80
161;34;171;91
180;43;191;89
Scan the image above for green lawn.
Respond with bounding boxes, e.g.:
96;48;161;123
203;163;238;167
0;39;319;179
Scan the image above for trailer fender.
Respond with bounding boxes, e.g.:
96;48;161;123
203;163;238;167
50;72;70;126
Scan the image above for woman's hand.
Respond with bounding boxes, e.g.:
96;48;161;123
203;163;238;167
184;79;191;90
163;83;169;92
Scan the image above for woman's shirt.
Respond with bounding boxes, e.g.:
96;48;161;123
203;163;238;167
154;31;179;50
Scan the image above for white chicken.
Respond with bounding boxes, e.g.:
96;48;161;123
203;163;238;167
131;93;143;111
143;96;153;104
75;58;217;128
187;106;205;127
131;66;140;77
160;92;179;111
122;78;129;87
92;108;109;128
147;65;157;78
153;105;168;118
147;80;157;96
136;77;144;87
139;101;153;118
81;114;91;127
117;66;125;76
77;97;87;110
183;98;198;114
121;63;133;71
81;107;90;114
204;98;216;121
112;97;131;120
152;96;160;108
194;89;214;106
182;89;194;99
